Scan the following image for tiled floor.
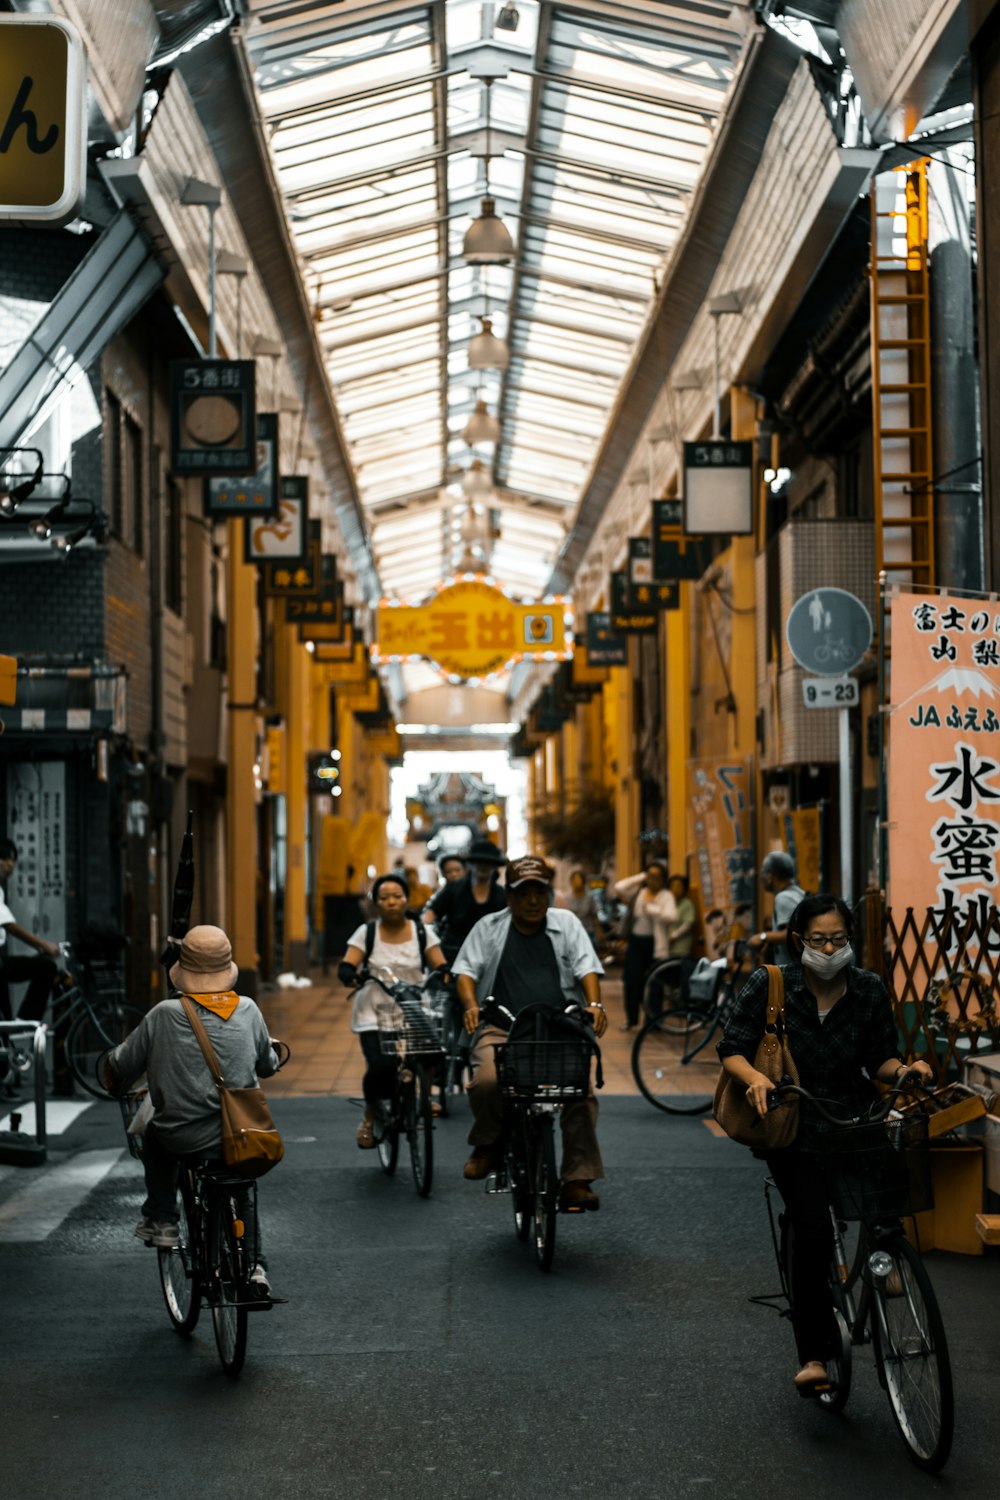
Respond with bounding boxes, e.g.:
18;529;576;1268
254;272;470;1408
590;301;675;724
257;966;639;1098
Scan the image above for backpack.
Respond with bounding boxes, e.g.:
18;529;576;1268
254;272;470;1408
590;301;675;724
364;918;428;968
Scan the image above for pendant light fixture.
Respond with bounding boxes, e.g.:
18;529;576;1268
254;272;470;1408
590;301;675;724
462;79;515;265
468;316;509;370
462;399;501;446
461;459;494;500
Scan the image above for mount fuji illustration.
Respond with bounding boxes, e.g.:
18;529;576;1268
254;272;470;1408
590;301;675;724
895;666;1000;714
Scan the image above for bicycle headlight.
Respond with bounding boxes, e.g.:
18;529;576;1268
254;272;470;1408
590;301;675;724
868;1250;894;1278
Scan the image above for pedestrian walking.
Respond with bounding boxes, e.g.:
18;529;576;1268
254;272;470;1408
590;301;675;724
612;861;677;1030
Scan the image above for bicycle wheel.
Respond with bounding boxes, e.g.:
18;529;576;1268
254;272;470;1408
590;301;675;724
531;1114;558;1272
509;1132;531;1242
871;1237;953;1472
66;1001;146;1099
405;1062;434;1198
159;1176;201;1335
780;1216;852;1413
642;960;684;1021
442;1012;470;1100
631;1009;716;1114
374;1097;399;1175
209;1196;248;1376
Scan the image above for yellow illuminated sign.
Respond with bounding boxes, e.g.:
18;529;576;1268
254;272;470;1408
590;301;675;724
373;576;572;681
0;17;87;222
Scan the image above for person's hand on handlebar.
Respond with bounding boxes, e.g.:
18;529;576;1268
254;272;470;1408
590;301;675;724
462;1002;480;1034
585;1002;608;1038
889;1058;935;1090
744;1071;774;1117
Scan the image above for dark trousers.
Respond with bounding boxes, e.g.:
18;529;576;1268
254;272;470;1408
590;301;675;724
767;1148;837;1363
142;1122;265;1268
359;1029;398;1107
623;935;655;1026
0;953;57;1022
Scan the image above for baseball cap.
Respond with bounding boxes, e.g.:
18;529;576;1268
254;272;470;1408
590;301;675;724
505;855;554;888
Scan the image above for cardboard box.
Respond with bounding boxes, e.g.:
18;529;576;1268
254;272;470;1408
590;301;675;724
906;1142;984;1256
963;1052;1000;1109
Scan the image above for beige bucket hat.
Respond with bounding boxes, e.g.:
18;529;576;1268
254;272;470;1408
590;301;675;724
169;924;239;995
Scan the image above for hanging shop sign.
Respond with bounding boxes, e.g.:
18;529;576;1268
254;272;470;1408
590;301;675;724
206;412;279;517
246;476;308;563
683;441;753;536
610;571;630;613
786;588;872;676
888;591;1000;936
586;611;627;667
780;806;822;896
688;757;754;918
0;16;87;223
264;520;322;599
373;576;572;681
628;580;679;612
625;540;678;612
652;500;709;580
5;760;66;941
628;537;653;588
610;608;658;634
169;360;256;476
294;576;345;643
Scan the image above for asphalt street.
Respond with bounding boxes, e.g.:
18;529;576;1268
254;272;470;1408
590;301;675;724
1;1093;998;1500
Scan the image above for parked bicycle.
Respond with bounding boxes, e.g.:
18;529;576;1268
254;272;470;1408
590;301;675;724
486;1003;601;1272
631;947;753;1114
120;1041;291;1378
367;965;440;1197
4;939;142;1100
757;1079;953;1473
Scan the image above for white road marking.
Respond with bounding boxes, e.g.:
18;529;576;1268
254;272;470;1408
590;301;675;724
0;1100;94;1135
0;1148;123;1242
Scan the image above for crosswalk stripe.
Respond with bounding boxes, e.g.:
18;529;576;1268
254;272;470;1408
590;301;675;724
0;1148;123;1242
0;1100;95;1136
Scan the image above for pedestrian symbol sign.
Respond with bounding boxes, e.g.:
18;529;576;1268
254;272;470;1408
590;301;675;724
785;588;872;677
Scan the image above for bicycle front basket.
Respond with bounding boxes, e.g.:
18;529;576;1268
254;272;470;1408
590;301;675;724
375;995;442;1057
817;1112;932;1221
495;1039;591;1101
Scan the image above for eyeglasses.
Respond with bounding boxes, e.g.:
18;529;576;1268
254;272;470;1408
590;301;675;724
802;932;849;950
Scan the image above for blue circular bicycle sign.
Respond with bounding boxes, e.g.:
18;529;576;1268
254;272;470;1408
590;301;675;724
785;588;872;676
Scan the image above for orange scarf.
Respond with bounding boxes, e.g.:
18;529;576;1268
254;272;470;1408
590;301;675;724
184;990;240;1021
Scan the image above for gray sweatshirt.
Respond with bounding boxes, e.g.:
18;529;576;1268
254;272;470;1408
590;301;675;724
107;995;278;1155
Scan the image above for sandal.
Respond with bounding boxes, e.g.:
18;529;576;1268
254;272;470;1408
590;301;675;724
356;1117;376;1149
793;1360;830;1398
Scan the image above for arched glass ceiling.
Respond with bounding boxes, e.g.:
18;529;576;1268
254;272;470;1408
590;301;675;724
246;0;749;601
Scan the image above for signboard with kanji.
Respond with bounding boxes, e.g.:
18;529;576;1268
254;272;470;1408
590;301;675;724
169;360;256;476
628;580;679;612
373;577;571;681
683;440;753;536
0;17;87;223
263;521;322;599
610;609;658;634
688;758;754;918
652;500;709;581
888;591;1000;936
586;611;627;667
245;476;308;562
206;413;279;517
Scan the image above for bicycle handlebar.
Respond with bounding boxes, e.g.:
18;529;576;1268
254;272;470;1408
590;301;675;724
766;1074;936;1127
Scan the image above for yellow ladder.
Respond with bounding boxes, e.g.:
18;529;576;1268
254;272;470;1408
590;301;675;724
870;161;935;587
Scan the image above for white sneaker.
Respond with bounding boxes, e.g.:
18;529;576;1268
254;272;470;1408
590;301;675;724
151;1220;179;1248
134;1217;157;1245
250;1264;271;1298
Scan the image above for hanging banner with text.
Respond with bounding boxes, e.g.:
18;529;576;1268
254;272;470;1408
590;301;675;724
888;591;1000;939
373;577;571;681
688;757;754;918
652;500;710;581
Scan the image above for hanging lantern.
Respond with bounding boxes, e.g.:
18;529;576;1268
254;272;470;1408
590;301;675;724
461;461;493;500
461;197;515;265
468;317;509;371
461;399;501;445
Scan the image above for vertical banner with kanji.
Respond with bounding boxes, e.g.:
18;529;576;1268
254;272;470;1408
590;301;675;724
888;591;1000;931
688;758;754;918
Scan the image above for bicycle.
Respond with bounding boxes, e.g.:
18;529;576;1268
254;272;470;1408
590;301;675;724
367;966;439;1197
757;1080;953;1473
120;1040;291;1378
487;1004;601;1272
631;950;751;1114
424;973;470;1116
4;940;143;1100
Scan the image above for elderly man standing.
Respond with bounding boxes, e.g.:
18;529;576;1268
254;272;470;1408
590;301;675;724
452;855;608;1211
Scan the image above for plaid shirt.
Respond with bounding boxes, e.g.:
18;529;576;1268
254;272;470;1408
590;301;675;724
718;963;899;1139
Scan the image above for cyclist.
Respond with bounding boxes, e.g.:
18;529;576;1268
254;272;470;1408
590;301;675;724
339;872;447;1148
612;861;677;1030
748;851;805;965
422;836;507;966
435;851;468;888
717;893;934;1395
102;924;280;1294
0;837;62;1023
453;855;608;1210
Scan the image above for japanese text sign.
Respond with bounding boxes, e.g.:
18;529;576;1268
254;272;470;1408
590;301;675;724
246;475;307;561
373;578;571;681
264;521;323;598
206;413;279;516
586;611;627;667
688;758;754;916
652;500;709;581
889;591;1000;935
683;441;753;536
169;360;256;476
0;17;87;223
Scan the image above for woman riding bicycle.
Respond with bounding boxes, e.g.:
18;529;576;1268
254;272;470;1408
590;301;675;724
717;894;933;1395
339;872;446;1149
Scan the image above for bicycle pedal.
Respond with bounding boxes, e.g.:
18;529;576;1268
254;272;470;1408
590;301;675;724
484;1172;510;1194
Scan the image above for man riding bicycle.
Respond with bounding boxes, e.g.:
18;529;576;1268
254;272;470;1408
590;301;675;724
0;837;62;1023
103;925;280;1295
453;855;608;1211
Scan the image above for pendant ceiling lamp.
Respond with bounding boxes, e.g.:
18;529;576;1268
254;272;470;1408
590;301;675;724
461;460;493;499
468;316;509;370
461;78;515;266
462;399;501;445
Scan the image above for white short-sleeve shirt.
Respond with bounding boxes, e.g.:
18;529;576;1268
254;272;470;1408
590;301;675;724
347;918;440;1032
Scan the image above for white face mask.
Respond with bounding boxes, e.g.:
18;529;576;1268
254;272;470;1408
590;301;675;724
800;943;854;980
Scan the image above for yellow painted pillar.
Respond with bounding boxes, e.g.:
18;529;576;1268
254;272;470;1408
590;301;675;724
562;711;580;797
544;731;561;802
283;624;310;971
612;651;638;879
225;519;259;983
666;588;693;876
